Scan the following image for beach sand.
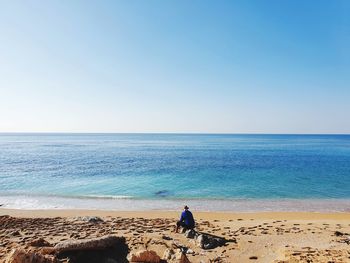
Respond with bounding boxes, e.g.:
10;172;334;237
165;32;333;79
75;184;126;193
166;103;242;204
1;209;350;262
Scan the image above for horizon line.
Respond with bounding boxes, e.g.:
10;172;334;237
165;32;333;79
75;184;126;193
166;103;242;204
0;132;349;136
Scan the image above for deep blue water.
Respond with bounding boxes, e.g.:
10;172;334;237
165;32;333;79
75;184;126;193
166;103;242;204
0;133;350;201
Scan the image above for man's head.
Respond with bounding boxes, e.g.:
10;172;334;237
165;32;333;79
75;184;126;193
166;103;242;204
184;205;189;210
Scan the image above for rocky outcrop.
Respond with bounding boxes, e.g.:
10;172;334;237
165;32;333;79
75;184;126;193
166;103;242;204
54;235;123;252
196;233;228;249
129;250;161;263
5;249;58;263
55;235;128;263
183;229;232;250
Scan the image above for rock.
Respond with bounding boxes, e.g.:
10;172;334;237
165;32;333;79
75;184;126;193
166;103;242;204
195;233;227;250
30;238;52;247
0;215;10;220
196;235;206;248
10;230;21;236
38;247;56;255
75;216;104;223
185;229;196;239
335;231;343;236
55;235;124;252
186;249;194;254
339;236;350;244
5;248;58;263
55;236;128;263
162;235;173;240
179;253;191;263
335;231;348;236
346;236;350;244
129;250;161;263
174;250;183;260
172;241;189;252
162;248;175;260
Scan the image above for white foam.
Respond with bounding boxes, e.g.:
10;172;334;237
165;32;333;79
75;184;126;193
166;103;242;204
0;195;349;212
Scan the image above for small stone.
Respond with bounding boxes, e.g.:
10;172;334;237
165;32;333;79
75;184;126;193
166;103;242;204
162;248;175;260
129;250;161;263
335;231;345;236
10;230;21;237
186;249;194;254
162;235;173;240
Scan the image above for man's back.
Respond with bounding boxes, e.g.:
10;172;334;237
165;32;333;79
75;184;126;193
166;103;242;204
181;210;195;227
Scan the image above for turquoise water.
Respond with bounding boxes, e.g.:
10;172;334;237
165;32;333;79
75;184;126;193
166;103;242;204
0;133;350;210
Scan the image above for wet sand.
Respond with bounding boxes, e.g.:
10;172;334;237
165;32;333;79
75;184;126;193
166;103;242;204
1;209;350;262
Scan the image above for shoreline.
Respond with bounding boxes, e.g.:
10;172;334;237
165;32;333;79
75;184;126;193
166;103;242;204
1;194;350;212
2;208;350;220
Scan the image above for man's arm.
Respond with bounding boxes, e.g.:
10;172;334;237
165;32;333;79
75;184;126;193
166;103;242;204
179;211;185;222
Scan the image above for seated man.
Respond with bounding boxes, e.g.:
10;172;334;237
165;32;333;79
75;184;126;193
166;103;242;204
176;205;195;233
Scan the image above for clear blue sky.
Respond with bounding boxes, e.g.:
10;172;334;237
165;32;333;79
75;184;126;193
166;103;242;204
0;1;349;133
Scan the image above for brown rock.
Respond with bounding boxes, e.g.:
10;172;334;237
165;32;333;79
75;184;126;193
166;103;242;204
30;238;52;247
38;247;56;255
130;250;161;263
179;253;191;263
5;248;58;263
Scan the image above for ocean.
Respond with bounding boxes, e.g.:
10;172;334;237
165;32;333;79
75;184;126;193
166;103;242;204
0;133;349;211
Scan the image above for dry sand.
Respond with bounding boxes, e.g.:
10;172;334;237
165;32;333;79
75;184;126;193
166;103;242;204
1;208;350;262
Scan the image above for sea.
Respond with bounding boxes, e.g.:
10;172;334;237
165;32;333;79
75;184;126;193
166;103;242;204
0;133;349;212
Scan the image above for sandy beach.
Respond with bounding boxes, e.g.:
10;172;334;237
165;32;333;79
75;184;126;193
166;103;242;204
1;209;350;263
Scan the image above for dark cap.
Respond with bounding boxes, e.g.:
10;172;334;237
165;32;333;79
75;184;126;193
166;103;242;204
184;205;189;210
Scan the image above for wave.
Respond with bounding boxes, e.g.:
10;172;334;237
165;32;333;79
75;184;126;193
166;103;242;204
1;194;350;212
78;195;134;200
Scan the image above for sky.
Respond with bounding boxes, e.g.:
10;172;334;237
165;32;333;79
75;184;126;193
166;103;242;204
0;1;349;134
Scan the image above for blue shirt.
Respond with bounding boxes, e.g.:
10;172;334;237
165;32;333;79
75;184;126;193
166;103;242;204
180;210;195;227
